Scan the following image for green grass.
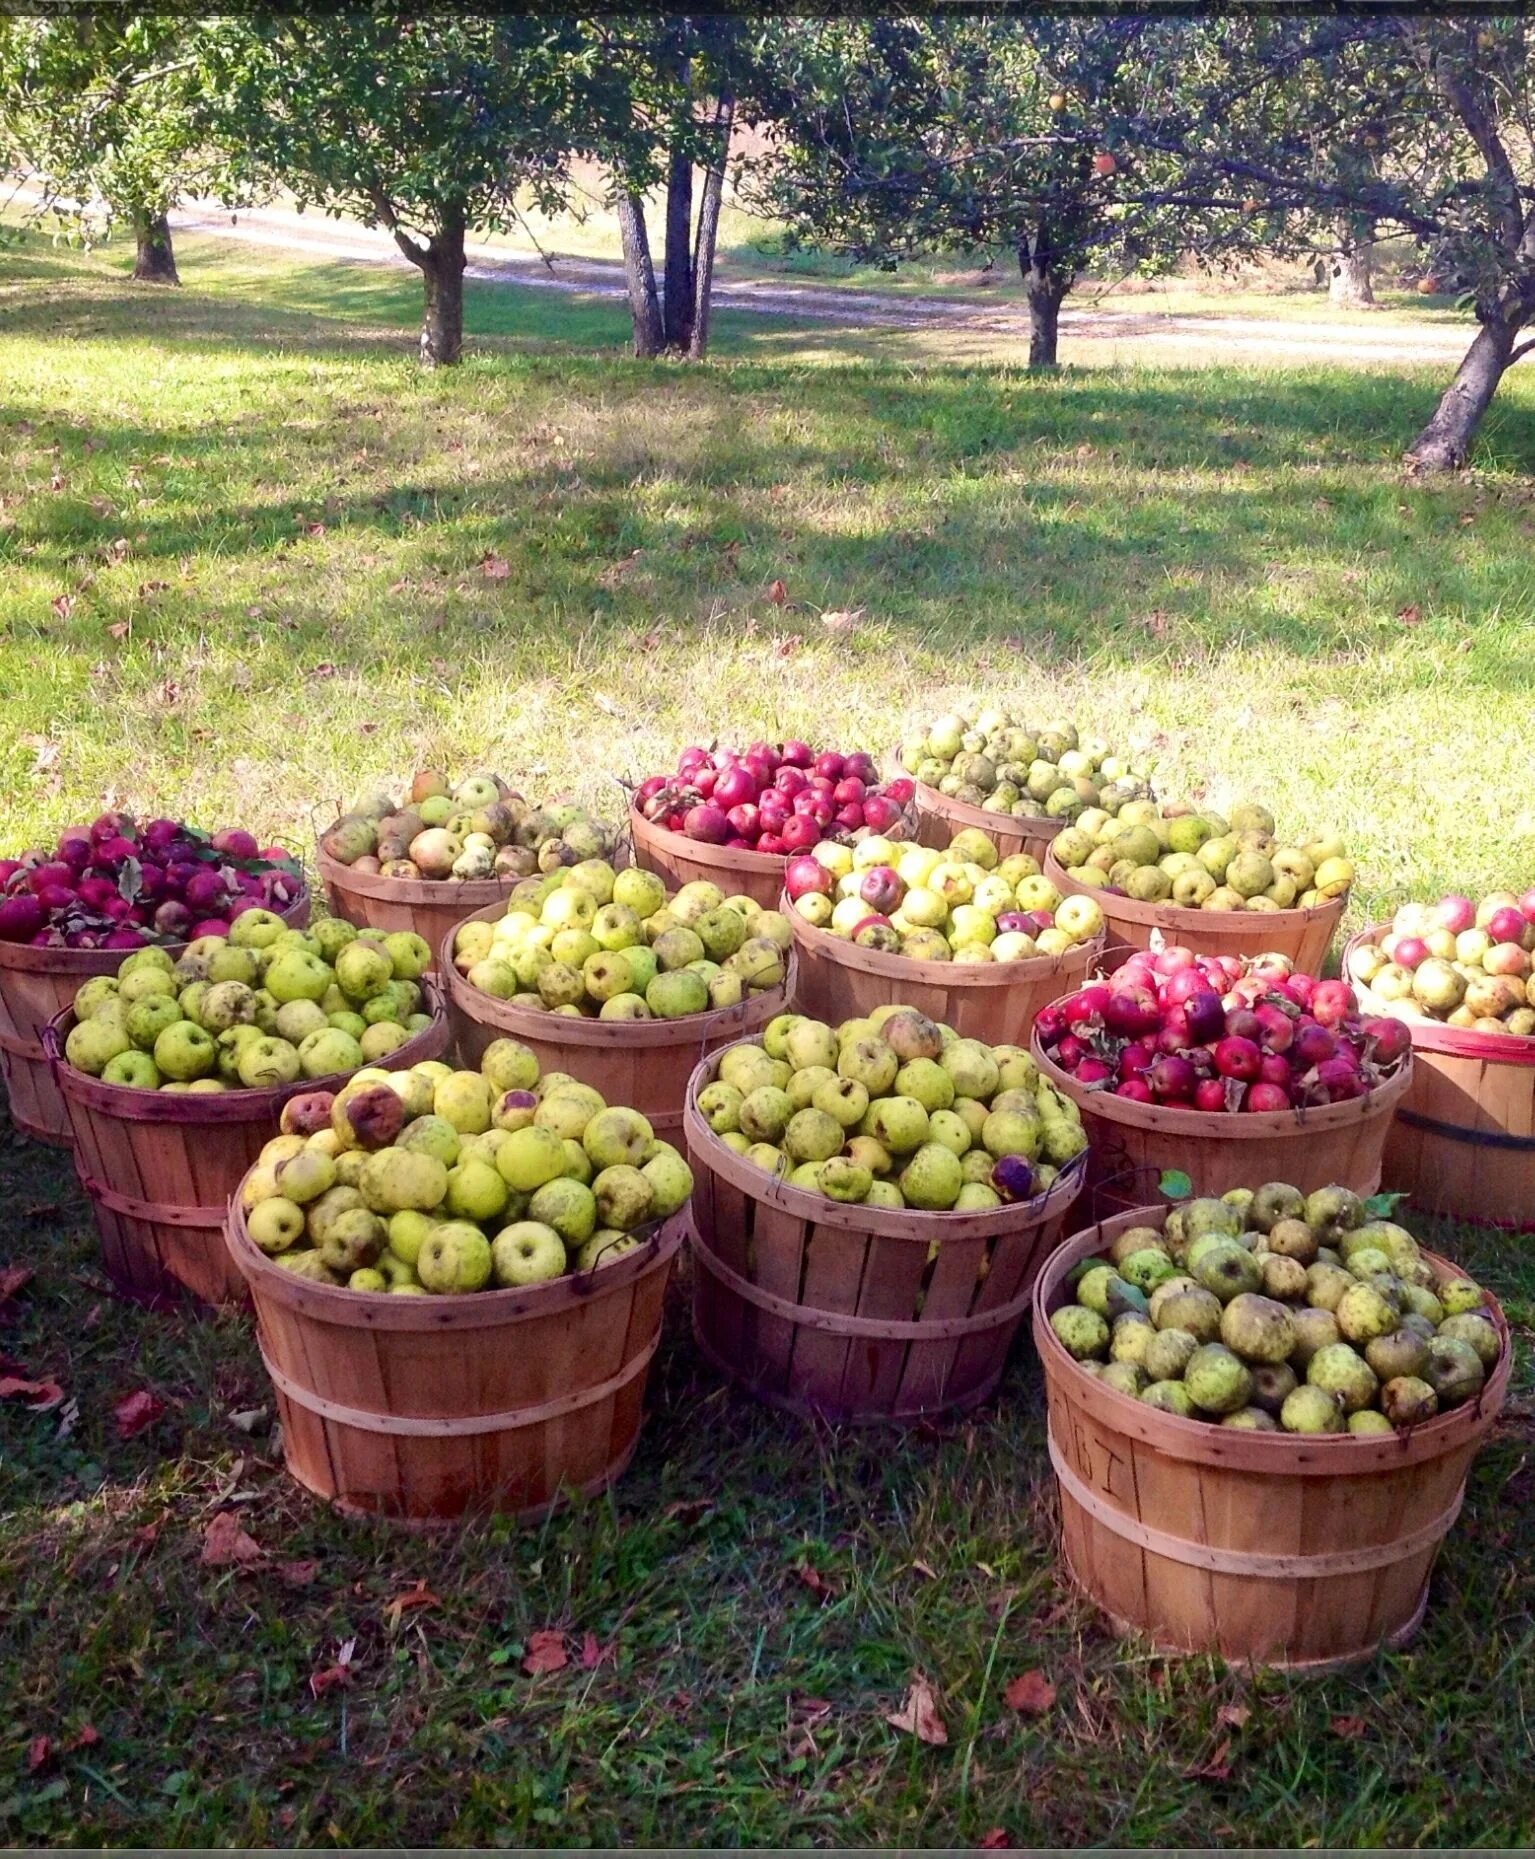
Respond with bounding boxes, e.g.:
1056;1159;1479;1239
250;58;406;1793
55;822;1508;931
2;228;1535;1847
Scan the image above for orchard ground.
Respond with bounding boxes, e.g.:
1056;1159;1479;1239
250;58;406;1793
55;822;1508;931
1;229;1534;1846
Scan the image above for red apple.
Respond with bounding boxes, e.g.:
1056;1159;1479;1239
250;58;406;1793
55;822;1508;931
785;856;833;901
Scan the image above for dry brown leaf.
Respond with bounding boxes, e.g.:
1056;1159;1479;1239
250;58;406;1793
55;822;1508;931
1184;1737;1232;1781
886;1674;947;1746
309;1637;355;1698
303;521;326;538
309;663;336;680
0;1267;33;1304
384;1580;441;1628
481;555;511;580
978;1830;1011;1850
1396;603;1422;626
1217;1703;1252;1730
819;607;863;634
278;1559;319;1588
1330;1714;1368;1739
522;1629;569;1676
773;634;802;659
50;594;76;622
0;1376;64;1409
201;1509;264;1569
107;621;131;641
1003;1670;1057;1715
795;1563;835;1601
767;577;788;605
112;1389;164;1440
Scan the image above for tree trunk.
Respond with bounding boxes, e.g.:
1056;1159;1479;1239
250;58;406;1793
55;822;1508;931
1018;243;1068;370
131;207;179;285
1329;218;1375;309
1407;315;1521;471
415;208;466;368
663;136;695;353
617;193;664;359
688;96;735;362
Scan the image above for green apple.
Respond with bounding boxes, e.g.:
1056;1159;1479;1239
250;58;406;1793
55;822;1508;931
490;1219;567;1288
102;1049;162;1090
417;1220;494;1293
153;1021;216;1082
265;949;333;1005
247;1196;306;1254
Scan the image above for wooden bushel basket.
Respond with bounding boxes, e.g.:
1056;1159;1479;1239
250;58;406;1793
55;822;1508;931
226;1188;683;1523
0;889;310;1147
1043;850;1347;975
1346;921;1535;1230
1032;1027;1412;1218
685;1048;1086;1422
785;890;1101;1044
45;983;450;1311
1034;1207;1511;1669
440;903;796;1138
315;846;518;973
628;805;790;911
911;780;1063;864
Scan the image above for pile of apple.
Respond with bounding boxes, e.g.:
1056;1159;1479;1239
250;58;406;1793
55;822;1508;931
240;1043;692;1292
1035;946;1409;1112
786;828;1104;963
321;770;617;883
453;862;791;1020
64;914;434;1092
633;742;914;854
897;709;1154;824
1050;800;1353;913
0;812;303;950
1049;1182;1500;1434
1346;888;1535;1036
697;1004;1086;1210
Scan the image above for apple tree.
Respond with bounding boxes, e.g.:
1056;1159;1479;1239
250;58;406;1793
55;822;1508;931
196;13;611;366
0;13;201;283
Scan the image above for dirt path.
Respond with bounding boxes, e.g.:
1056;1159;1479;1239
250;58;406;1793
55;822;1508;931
158;198;1473;367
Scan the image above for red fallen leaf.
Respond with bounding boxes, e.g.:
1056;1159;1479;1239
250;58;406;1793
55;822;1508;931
0;1376;64;1409
978;1830;1011;1850
278;1559;319;1587
886;1674;947;1746
309;1664;349;1697
1396;603;1422;626
1217;1703;1252;1729
1183;1737;1232;1781
201;1509;264;1569
304;521;326;537
0;1267;33;1301
796;1562;835;1601
767;578;788;605
107;620;131;640
309;662;336;679
384;1580;441;1628
579;1630;611;1670
773;634;802;658
481;554;511;579
113;1389;165;1440
522;1629;569;1676
1003;1670;1057;1715
1330;1714;1368;1739
26;1735;50;1772
68;1725;100;1751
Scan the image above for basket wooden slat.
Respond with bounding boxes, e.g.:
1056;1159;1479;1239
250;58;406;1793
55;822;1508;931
441;900;796;1137
911;779;1062;863
1344;921;1535;1230
0;890;310;1146
685;1048;1085;1422
785;890;1101;1043
226;1184;682;1522
628;806;789;910
45;982;450;1310
1043;849;1346;974
1033;1206;1510;1669
1032;1027;1412;1218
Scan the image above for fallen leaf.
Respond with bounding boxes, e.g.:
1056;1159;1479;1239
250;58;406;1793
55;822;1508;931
886;1674;947;1746
767;578;788;605
384;1580;441;1628
0;1267;33;1303
68;1725;100;1751
309;1642;355;1698
26;1735;50;1772
0;1376;64;1409
309;663;336;680
1003;1670;1057;1715
278;1560;318;1588
201;1509;264;1569
796;1562;835;1601
303;521;326;538
663;1498;713;1524
1184;1737;1232;1781
522;1629;569;1676
1217;1703;1252;1730
909;1559;938;1580
785;1696;833;1759
978;1830;1011;1849
1144;608;1170;637
112;1389;165;1440
1002;634;1025;652
819;606;863;634
1396;603;1422;626
1330;1714;1368;1739
773;634;802;659
579;1630;612;1670
107;621;131;640
49;472;65;493
105;536;130;563
50;594;75;622
481;554;511;579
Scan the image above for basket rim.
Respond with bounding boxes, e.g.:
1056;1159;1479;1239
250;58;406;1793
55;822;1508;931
1343;919;1535;1066
438;896;796;1048
1043;847;1350;932
315;842;519;908
629;802;791;875
1032;1202;1512;1471
783;887;1104;990
683;1043;1087;1242
1030;1023;1413;1138
0;887;311;977
46;977;449;1124
226;1174;684;1325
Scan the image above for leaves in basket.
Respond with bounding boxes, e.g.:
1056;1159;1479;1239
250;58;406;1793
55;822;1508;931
1158;1168;1193;1202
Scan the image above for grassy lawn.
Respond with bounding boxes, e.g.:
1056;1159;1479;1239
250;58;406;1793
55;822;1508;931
1;229;1534;1846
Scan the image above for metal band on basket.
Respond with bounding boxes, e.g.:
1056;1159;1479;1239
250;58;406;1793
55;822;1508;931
1395;1107;1535;1153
